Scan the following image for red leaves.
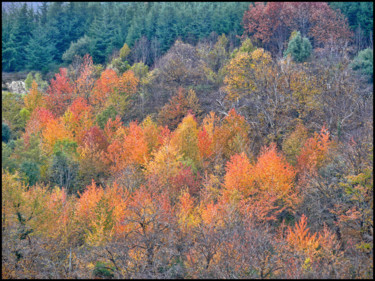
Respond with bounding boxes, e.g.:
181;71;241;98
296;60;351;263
242;2;352;50
45;68;73;117
81;125;108;151
171;165;202;197
158;87;201;130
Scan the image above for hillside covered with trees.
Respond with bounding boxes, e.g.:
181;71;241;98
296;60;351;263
2;2;373;279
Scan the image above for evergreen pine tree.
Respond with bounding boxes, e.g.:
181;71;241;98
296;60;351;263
25;26;56;71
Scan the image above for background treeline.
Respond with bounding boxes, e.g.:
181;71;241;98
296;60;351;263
2;2;250;72
2;2;373;73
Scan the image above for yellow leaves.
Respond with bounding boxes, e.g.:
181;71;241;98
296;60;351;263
214;108;250;160
251;48;272;64
202;111;219;138
101;70;139;117
224;52;254;101
177;190;201;230
289;69;321;114
170;113;201;167
282;122;309;166
76;181;131;245
224;48;272;100
24;80;45;114
146;144;183;188
41;117;73;154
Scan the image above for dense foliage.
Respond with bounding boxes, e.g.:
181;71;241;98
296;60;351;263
2;2;250;72
2;2;373;279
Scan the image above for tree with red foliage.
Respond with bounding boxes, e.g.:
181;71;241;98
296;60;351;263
45;68;74;117
242;2;352;56
158;87;202;130
63;97;94;144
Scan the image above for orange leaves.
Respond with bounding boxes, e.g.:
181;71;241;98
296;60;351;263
122;122;149;166
286;214;320;256
118;70;139;96
104;116;122;143
198;128;213;160
254;143;297;206
24;107;54;140
200;201;222;227
63;97;94;144
92;69;139;117
297;125;332;178
41;117;73;154
224;152;254;199
92;68;119;106
106;121;148;173
75;181;131;245
127;186;172;234
223;143;297;220
76;180;104;222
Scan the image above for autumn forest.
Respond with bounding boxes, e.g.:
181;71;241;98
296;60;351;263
1;2;373;279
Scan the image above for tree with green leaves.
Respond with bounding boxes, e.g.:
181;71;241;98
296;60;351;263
2;123;11;143
284;31;312;63
62;35;93;64
25;25;56;72
20;160;40;186
351;48;373;82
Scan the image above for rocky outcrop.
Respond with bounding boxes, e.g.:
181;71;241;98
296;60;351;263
5;81;26;95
